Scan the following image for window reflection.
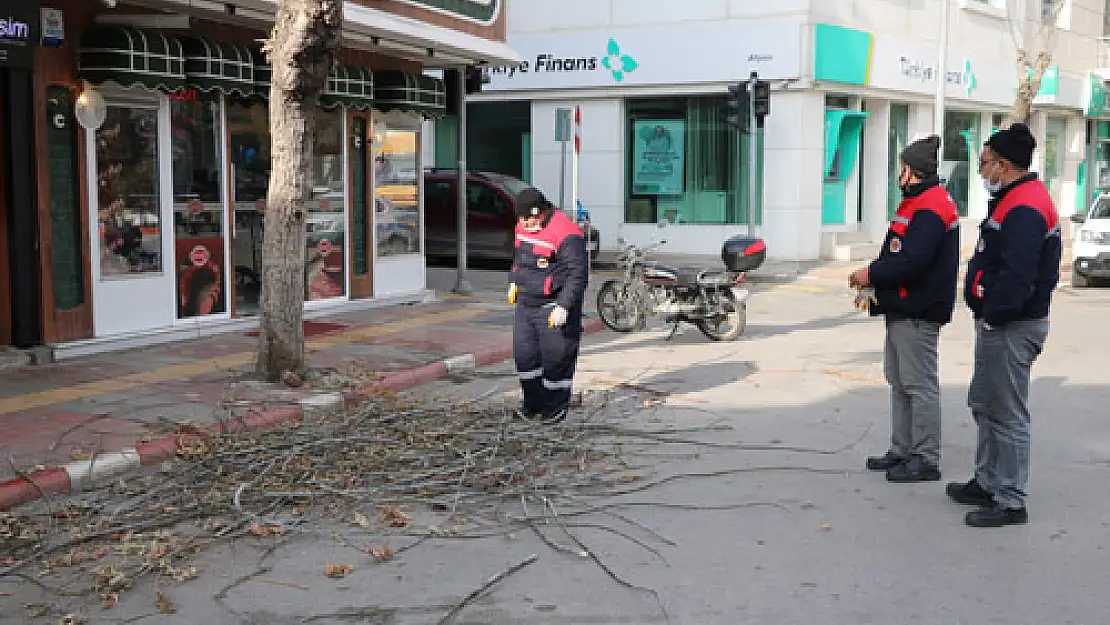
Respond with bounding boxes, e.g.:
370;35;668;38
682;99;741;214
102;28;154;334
172;97;226;318
97;107;163;278
306;109;347;300
376;128;421;256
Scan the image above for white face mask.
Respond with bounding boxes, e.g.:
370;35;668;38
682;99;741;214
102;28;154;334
982;163;1003;194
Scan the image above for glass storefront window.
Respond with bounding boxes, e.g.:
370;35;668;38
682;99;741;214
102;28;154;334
375;123;421;256
624;96;752;225
96;106;162;278
227;100;271;316
1044;117;1066;204
172;96;226;318
306;109;347;299
942;110;980;217
887;104;910;218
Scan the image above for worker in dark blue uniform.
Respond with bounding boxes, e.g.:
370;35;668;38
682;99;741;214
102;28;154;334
849;134;961;484
948;122;1061;528
508;189;589;424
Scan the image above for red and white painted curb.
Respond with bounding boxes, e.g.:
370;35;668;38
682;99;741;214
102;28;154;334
0;316;607;511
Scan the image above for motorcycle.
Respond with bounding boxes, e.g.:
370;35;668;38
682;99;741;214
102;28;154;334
595;221;765;341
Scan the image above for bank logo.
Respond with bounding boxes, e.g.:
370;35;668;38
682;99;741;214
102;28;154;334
0;16;30;40
601;38;638;83
962;58;978;97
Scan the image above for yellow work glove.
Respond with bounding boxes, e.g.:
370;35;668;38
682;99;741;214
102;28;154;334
508;283;518;305
854;287;878;311
548;305;568;328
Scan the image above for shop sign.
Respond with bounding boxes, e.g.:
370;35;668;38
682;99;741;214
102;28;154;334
397;0;499;25
318;239;332;256
484;20;803;91
188;199;204;215
1032;66;1059;105
1082;73;1108;118
865;33;1016;106
0;0;39;69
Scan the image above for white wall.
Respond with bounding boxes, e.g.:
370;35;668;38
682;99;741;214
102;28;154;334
529;99;625;250
862;99;892;244
761;90;826;260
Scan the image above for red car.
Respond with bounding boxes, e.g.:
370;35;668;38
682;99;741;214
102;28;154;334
424;169;601;263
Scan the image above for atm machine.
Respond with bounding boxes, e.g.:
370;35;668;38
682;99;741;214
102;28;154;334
822;109;869;225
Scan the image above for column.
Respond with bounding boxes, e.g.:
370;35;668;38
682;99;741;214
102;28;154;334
1062;114;1086;219
861;99;892;243
761;90;825;260
1028;110;1048;175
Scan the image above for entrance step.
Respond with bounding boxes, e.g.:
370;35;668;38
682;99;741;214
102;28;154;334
823;231;879;262
0;346;53;370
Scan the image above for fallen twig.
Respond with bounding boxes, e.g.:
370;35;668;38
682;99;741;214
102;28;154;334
435;553;538;625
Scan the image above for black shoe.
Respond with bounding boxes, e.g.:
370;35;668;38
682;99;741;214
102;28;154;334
946;478;994;506
885;457;941;483
537;407;568;425
513;407;541;421
965;504;1028;528
866;451;907;471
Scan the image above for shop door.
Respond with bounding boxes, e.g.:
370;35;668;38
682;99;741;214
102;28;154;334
90;103;175;336
349;113;373;298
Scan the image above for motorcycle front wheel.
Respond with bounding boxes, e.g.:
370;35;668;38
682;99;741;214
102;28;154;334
596;280;645;333
695;291;747;341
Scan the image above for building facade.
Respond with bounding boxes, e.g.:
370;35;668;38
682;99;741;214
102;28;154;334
451;0;1105;260
0;0;517;354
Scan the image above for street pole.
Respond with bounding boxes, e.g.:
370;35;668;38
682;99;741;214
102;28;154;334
934;0;951;155
558;127;567;213
748;71;758;236
452;67;473;295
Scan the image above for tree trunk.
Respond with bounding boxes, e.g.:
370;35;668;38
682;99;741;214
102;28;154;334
1005;51;1053;128
256;0;341;381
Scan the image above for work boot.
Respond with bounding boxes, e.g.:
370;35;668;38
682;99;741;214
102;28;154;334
513;407;541;421
537;406;568;426
946;478;994;506
965;504;1028;528
885;456;941;482
866;451;907;471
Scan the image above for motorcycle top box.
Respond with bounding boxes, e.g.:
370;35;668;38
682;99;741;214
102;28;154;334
721;236;767;272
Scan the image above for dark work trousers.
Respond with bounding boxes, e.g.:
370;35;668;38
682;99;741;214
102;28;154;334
883;318;943;466
967;318;1049;510
514;303;583;415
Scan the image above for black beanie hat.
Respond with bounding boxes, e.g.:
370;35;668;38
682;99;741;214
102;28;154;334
900;134;940;177
515;188;551;218
986;122;1035;169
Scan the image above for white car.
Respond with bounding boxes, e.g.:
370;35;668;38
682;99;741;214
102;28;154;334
1070;193;1110;288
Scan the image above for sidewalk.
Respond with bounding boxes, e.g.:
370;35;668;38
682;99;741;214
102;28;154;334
0;296;604;508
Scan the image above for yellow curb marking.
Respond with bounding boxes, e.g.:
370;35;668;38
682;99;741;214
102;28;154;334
0;307;489;416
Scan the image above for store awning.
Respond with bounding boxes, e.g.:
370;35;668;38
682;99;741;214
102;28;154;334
320;64;375;110
78;26;186;92
180;38;260;97
373;70;446;118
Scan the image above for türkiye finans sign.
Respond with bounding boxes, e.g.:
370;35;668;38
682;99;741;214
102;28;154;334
396;0;499;25
0;0;40;69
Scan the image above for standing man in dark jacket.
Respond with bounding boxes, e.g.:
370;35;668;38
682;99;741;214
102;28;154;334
948;123;1060;528
508;189;589;424
849;135;960;483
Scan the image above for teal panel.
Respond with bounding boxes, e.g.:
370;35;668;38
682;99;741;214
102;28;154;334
814;24;873;86
822;110;868;225
521;133;532;183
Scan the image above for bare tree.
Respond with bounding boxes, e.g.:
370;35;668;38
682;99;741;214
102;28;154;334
1004;0;1066;127
257;0;342;381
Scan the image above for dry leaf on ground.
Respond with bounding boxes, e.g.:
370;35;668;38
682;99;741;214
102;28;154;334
352;512;371;528
379;505;410;528
155;591;176;614
324;562;353;578
367;539;394;563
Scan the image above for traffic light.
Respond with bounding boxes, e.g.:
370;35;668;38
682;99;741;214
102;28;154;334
726;81;749;132
752;79;771;123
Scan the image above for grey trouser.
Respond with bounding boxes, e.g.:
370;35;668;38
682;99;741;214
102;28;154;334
884;318;942;465
967;318;1049;510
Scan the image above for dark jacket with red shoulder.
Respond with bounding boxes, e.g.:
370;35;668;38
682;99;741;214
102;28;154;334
868;176;961;324
964;173;1061;326
510;209;589;309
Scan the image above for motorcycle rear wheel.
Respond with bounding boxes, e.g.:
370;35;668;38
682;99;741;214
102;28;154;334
695;292;746;341
597;280;644;333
